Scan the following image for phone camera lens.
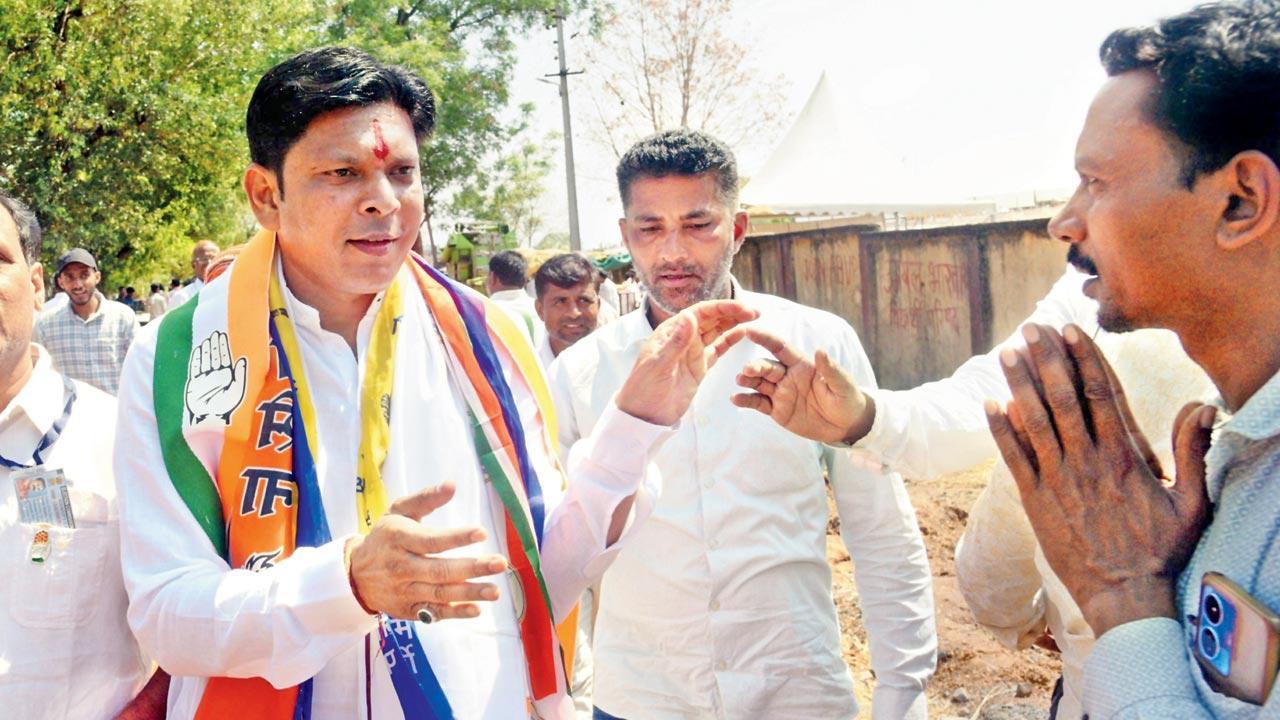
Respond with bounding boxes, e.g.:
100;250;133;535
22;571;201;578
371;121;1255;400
1200;626;1220;659
1205;593;1223;625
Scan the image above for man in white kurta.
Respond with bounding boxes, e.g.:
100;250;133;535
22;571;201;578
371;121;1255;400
549;129;936;720
116;262;678;718
113;48;755;719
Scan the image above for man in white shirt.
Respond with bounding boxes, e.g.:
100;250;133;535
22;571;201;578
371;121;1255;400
486;249;542;344
166;239;219;309
114;47;754;720
145;282;167;320
0;191;163;719
549;129;936;720
534;253;602;368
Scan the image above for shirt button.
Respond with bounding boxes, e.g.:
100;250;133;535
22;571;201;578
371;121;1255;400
715;660;728;671
702;477;715;490
709;599;720;611
708;538;720;550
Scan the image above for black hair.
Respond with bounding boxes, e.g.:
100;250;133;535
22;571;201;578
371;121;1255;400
535;253;596;298
487;250;528;288
616;128;739;209
151;282;163;293
0;190;42;265
1100;0;1280;187
246;47;435;193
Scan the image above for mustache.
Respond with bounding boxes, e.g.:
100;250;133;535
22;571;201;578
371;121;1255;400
1067;245;1098;276
649;262;704;277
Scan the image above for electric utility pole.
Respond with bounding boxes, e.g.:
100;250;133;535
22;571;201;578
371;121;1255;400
548;4;583;251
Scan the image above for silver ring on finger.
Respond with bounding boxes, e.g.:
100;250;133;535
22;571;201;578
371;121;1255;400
416;605;438;625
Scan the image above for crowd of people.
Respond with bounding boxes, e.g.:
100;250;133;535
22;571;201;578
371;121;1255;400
0;1;1278;719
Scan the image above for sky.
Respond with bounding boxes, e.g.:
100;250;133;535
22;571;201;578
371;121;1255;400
502;0;1198;250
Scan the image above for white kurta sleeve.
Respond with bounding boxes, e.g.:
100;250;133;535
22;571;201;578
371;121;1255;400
114;329;377;687
511;350;674;621
826;323;937;720
856;266;1092;480
953;465;1049;649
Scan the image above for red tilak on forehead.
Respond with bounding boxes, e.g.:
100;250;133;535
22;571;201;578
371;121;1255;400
371;119;389;160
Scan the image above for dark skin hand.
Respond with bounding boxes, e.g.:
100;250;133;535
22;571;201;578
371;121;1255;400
985;322;1216;637
114;669;170;720
724;326;874;445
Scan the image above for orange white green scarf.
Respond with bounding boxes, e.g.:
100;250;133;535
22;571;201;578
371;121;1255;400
152;230;575;719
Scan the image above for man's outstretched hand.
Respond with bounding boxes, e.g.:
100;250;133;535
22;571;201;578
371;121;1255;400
986;323;1215;636
726;327;874;445
616;300;759;426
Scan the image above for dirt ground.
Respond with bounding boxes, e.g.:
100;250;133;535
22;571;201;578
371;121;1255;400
831;461;1062;720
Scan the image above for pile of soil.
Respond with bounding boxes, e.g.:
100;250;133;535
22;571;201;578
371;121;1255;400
830;461;1062;719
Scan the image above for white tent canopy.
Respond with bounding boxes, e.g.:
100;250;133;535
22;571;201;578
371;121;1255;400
741;72;991;216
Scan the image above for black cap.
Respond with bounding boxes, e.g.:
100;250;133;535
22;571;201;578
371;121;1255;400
55;248;97;275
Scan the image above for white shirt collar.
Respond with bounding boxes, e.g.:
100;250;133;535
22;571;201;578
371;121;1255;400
0;345;67;439
275;254;387;336
490;288;529;303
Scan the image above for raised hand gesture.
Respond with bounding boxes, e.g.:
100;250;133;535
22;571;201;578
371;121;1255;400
727;327;873;445
615;300;759;426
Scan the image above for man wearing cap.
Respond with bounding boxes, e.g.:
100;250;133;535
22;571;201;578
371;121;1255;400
33;248;139;395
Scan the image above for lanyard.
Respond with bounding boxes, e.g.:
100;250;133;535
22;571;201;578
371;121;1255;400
0;375;76;470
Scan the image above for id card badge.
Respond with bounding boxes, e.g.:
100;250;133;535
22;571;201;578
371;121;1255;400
13;466;75;528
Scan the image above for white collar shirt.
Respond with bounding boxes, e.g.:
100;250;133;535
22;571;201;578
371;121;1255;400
548;285;937;720
490;289;543;346
537;333;557;370
0;346;149;719
115;265;672;719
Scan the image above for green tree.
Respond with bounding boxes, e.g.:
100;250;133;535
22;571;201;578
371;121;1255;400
449;125;555;247
318;0;572;259
0;0;311;282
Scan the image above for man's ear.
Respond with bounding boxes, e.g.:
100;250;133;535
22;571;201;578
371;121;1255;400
244;164;283;232
732;210;749;252
29;262;44;311
1216;150;1280;251
535;297;545;321
617;217;631;252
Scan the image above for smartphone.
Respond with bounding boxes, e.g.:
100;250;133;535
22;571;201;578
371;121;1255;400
1193;571;1280;705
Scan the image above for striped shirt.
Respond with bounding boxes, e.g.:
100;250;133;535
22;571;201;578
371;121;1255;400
33;292;138;395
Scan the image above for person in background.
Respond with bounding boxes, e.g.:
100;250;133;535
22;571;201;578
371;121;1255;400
0;190;166;720
167;240;219;309
146;283;167;320
593;265;620;326
534;253;602;368
486;248;542;344
32;248;138;395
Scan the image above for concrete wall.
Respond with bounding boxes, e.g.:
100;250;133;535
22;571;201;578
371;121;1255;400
733;217;1068;389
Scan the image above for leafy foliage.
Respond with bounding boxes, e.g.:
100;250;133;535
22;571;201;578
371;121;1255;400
0;0;564;285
